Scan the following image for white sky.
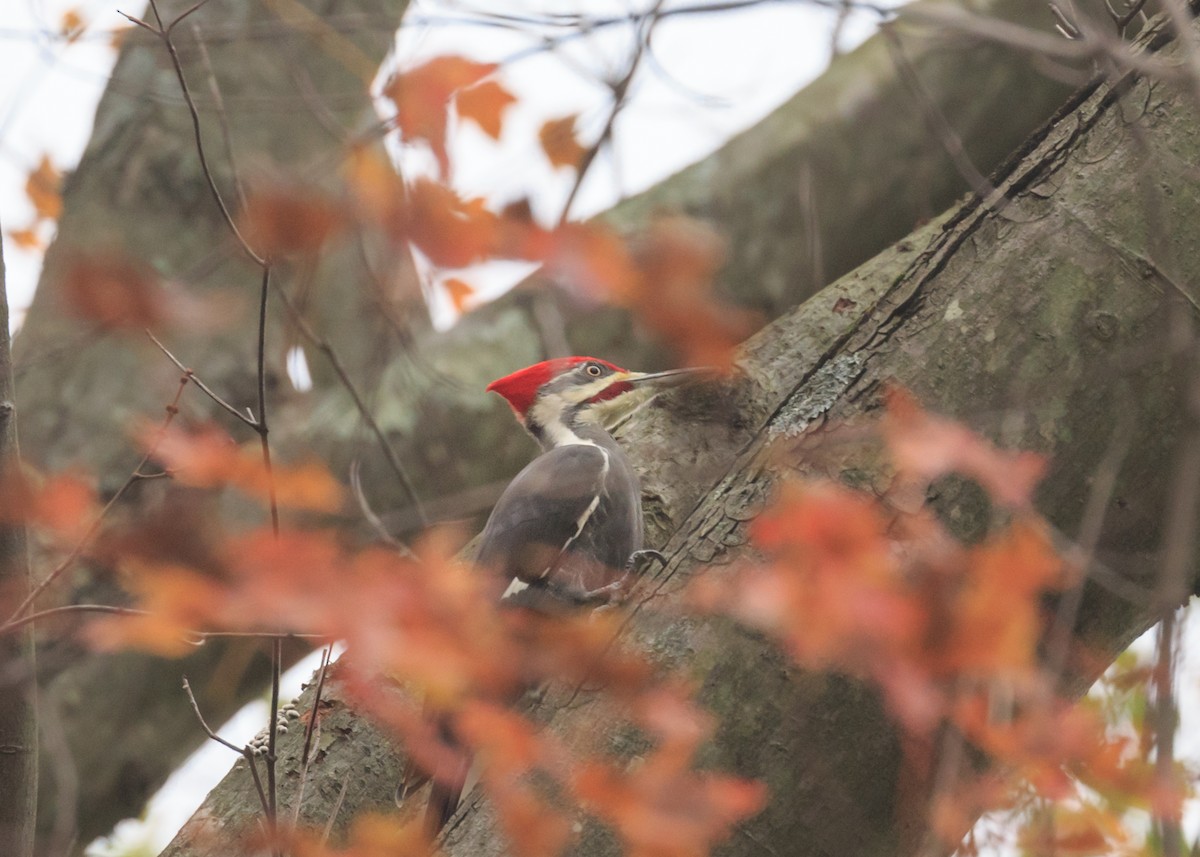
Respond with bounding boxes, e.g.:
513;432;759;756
4;2;1197;857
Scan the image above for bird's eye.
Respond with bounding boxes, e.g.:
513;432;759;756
585;363;603;377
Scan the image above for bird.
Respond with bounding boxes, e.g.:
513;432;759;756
419;355;697;833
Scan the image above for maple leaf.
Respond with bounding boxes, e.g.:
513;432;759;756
443;277;476;313
539;115;587;170
573;749;766;857
536;222;639;299
60;8;86;43
60;254;168;331
884;387;1046;508
627;216;754;369
239;187;345;257
0;468;97;543
404;179;498;268
269;812;432;857
25;154;62;222
384;56;496;176
938;519;1065;675
142;423;343;513
457;80;517;140
7;227;42;250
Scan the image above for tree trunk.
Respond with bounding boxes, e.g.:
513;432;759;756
0;220;36;857
163;9;1200;857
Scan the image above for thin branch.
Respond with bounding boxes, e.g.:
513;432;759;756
146;331;258;428
190;20;248;212
349;460;417;557
255;267;281;537
6;375;191;623
182;676;272;819
322;775;351;848
301;646;332;768
141;0;265;266
881;24;999;205
266;637;283;835
0;604;150;639
558;0;667;225
276;288;428;528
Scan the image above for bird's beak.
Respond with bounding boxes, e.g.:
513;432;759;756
619;366;707;387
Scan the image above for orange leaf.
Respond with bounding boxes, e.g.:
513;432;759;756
384;56;496;176
7;227;42;250
404;179;498;268
456;80;516;140
60;254;168;330
26;155;62;222
884;387;1046;507
0;469;97;543
60;9;86;42
142;424;343;513
539;115;586;170
443;277;476;313
239;187;345;257
626;216;752;369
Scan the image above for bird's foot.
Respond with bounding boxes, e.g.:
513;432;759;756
625;549;667;575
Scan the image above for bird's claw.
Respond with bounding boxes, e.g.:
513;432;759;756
625;549;666;575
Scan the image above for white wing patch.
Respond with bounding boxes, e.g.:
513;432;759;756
502;577;530;599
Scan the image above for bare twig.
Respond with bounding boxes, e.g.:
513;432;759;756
558;0;667;225
301;646;332;768
136;0;265;265
322;775;351;847
0;604;150;639
191;20;248;212
1044;390;1136;682
881;24;999;206
39;686;79;856
1152;609;1183;857
275;288;428;528
182;676;272;818
146;331;258;428
5;375;191;623
350;460;417;557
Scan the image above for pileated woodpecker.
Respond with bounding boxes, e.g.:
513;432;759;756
422;355;695;831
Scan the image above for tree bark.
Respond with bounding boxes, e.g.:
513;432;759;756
166;8;1200;855
0;220;36;857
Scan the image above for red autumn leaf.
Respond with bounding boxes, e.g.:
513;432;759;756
87;561;228;656
26;154;62;222
404;179;498;268
0;468;97;543
884;386;1047;507
279;812;432;857
539;114;587;170
456;80;517;140
239;187;345;257
60;254;168;330
384;56;496;176
627;216;754;369
939;519;1065;675
537;222;639;299
573;747;766;857
443;277;476;313
142;423;343;513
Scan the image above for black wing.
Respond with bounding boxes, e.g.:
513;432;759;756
475;443;640;602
